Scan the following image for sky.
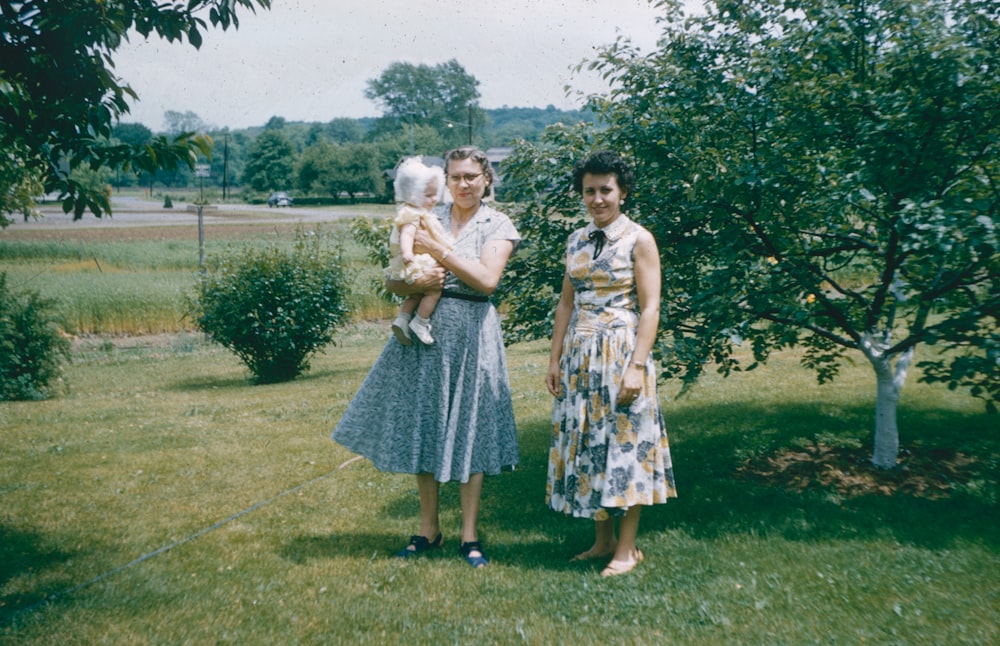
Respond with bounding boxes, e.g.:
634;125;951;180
112;0;690;132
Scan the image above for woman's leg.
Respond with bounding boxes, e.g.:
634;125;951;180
417;472;441;539
458;473;488;567
600;506;644;576
458;472;483;544
611;506;642;562
571;517;617;560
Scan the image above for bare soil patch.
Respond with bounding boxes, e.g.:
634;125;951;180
737;442;983;499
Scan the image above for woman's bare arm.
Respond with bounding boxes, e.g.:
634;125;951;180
385;266;445;297
413;227;514;296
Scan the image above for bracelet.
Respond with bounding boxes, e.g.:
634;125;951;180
631;361;645;370
440;250;450;262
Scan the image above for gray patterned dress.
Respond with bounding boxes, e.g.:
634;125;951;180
546;215;677;519
332;202;521;483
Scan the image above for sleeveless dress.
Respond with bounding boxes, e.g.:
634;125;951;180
332;202;521;483
546;215;677;520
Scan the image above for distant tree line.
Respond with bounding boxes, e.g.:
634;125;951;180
111;103;596;203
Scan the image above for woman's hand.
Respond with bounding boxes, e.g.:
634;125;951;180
616;365;644;406
546;362;562;398
385;266;445;297
412;228;440;256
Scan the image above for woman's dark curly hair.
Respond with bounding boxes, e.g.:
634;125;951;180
571;150;635;198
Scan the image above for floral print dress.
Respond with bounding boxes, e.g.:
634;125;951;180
546;215;677;519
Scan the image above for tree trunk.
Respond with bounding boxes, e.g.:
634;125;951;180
863;336;915;469
872;360;901;468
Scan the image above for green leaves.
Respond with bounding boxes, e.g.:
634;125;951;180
0;0;271;222
242;131;295;193
0;273;70;401
505;0;998;409
193;229;351;384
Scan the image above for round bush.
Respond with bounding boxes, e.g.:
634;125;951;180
193;229;351;383
0;273;70;400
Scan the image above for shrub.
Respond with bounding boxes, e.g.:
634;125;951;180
348;216;395;303
0;273;70;400
348;216;392;268
193;229;351;383
163;195;173;208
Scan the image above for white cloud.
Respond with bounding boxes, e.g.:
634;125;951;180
112;0;693;130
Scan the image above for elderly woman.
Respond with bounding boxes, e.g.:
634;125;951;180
333;146;520;569
545;150;677;576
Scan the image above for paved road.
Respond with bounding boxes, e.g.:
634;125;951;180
11;195;375;230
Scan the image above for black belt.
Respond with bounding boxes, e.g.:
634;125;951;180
440;289;490;303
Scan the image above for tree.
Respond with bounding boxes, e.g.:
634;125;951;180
0;272;70;400
0;157;44;226
503;0;999;469
264;115;287;131
0;0;271;223
364;59;482;146
326;118;366;144
163;110;211;135
109;122;153;188
112;122;153;148
242;130;295;193
297;142;336;195
327;143;382;201
297;142;381;202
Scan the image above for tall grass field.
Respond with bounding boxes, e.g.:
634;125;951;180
0;214;396;336
0;210;997;643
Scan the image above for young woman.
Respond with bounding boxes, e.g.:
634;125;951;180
545;150;677;576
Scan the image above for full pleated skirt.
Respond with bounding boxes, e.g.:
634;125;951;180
332;297;519;483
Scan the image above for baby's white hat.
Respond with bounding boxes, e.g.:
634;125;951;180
394;157;444;206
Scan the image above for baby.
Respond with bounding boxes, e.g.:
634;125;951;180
387;157;453;345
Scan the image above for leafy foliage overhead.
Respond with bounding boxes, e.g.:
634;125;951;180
0;0;271;222
502;0;999;466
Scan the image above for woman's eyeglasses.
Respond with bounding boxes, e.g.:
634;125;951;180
447;172;484;184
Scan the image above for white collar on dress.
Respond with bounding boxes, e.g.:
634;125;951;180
585;214;631;241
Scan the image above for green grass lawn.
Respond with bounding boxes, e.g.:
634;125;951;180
1;325;997;644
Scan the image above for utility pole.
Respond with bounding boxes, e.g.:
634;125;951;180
445;106;474;145
467;104;473;145
194;163;211;271
222;132;229;201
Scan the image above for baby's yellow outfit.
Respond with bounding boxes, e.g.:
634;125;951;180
387;205;454;283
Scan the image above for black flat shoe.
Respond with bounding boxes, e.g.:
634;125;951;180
459;541;488;568
395;532;443;558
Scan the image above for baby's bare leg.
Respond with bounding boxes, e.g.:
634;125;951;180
416;289;441;319
400;295;421;315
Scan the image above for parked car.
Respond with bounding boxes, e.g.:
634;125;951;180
267;191;293;207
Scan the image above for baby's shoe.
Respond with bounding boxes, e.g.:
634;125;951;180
392;313;412;346
409;315;435;345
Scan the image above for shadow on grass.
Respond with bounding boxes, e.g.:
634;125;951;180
163;363;363;392
279;397;996;574
501;398;999;569
650;400;998;549
0;525;77;623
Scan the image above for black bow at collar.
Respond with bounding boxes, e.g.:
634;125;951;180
588;229;607;259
